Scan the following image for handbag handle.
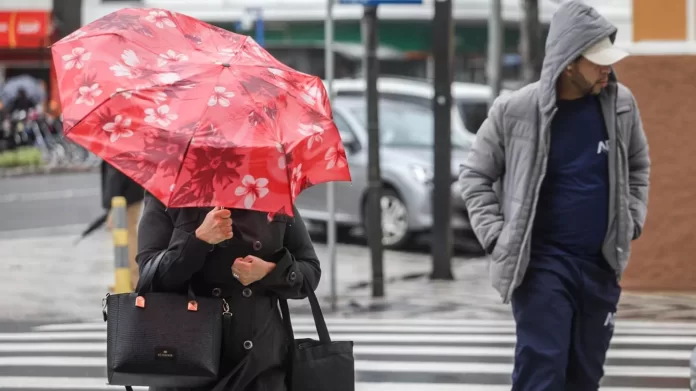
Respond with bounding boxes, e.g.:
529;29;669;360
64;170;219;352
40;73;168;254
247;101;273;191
279;283;331;344
133;251;198;311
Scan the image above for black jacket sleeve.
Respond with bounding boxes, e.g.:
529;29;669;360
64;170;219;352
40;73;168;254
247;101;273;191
136;192;213;292
101;162;145;209
257;206;321;300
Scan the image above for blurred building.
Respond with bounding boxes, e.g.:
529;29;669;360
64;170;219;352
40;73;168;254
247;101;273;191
82;0;629;84
613;0;696;292
0;0;54;90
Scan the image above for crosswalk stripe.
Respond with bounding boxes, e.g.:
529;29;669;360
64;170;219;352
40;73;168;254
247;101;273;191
29;323;696;336
32;318;696;331
355;361;690;378
0;356;688;378
3;331;696;346
0;317;691;390
0;377;685;391
0;343;690;361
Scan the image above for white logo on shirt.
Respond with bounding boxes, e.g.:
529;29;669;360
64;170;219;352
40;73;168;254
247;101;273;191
604;312;616;327
597;140;609;154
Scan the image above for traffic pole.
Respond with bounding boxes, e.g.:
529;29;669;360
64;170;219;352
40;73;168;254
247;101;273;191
363;5;385;298
111;196;131;293
325;0;338;311
430;0;455;280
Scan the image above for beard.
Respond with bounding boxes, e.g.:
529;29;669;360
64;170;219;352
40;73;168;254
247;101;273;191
570;70;604;96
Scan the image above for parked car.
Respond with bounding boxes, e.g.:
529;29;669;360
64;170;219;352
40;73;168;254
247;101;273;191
294;96;481;252
326;76;502;137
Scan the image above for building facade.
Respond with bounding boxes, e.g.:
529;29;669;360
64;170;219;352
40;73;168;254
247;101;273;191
81;0;629;84
614;0;696;292
0;0;53;90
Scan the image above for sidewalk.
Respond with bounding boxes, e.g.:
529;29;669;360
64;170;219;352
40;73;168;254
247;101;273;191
0;228;487;322
1;228;695;322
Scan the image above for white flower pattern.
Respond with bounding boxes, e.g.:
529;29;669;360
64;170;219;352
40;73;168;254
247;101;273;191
325;146;347;170
145;10;176;29
103;115;134;143
208;86;235;107
301;86;321;106
157;72;181;85
234;175;270;209
109;49;142;79
157;49;188;67
276;143;286;169
298;123;324;149
62;47;91;70
144;105;178;127
75;83;102;106
290;164;303;197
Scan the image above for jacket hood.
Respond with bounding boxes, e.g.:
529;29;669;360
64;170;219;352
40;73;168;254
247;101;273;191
539;1;618;115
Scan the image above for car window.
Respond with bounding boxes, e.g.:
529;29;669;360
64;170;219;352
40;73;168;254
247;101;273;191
457;101;489;134
347;102;471;150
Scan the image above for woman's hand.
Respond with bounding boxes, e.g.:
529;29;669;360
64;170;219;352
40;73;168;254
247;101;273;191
231;255;276;286
195;207;233;244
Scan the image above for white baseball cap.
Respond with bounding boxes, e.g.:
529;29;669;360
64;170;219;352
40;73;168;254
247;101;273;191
581;37;629;66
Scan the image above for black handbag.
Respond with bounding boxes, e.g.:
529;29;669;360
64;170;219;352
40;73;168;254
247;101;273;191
279;287;355;391
102;251;225;390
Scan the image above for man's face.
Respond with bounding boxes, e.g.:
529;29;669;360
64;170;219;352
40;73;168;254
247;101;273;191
569;57;612;95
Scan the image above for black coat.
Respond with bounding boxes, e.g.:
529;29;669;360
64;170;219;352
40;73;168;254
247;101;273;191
101;161;144;209
136;192;321;391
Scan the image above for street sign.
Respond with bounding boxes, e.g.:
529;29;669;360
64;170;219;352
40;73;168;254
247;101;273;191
339;0;421;4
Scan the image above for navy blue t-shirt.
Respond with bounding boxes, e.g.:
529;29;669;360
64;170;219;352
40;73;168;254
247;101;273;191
531;94;611;271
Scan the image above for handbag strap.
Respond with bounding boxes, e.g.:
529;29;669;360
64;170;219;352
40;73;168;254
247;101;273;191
134;250;197;301
279;283;331;344
134;250;166;294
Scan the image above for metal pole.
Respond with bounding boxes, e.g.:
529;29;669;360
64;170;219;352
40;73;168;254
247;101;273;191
430;0;454;280
111;196;131;293
325;0;338;311
363;5;384;298
520;0;542;84
255;9;265;46
487;0;503;106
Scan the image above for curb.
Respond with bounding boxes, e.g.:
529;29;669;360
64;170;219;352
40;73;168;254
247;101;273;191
0;165;99;178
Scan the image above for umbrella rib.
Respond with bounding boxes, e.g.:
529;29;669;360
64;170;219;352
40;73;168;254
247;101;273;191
168;69;226;206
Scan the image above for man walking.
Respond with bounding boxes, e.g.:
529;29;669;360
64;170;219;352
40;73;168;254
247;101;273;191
460;1;650;389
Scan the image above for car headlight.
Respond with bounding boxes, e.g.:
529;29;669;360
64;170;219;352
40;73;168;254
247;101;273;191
410;165;433;184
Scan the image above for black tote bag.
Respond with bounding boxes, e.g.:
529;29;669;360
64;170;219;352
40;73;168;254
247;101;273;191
279;287;355;391
103;251;224;389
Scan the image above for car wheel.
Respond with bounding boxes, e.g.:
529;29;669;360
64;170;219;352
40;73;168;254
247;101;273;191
363;188;411;249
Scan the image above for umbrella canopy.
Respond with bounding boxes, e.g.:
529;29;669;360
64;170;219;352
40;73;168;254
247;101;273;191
51;8;351;216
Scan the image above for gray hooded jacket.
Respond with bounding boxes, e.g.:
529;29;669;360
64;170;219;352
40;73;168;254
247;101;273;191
459;1;650;303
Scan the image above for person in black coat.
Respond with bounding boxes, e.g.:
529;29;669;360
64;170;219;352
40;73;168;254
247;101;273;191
101;161;145;290
136;191;321;391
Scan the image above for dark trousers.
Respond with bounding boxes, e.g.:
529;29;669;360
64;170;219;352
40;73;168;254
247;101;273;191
511;261;621;391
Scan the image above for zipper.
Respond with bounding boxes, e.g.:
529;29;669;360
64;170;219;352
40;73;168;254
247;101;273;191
612;89;622;277
505;107;557;303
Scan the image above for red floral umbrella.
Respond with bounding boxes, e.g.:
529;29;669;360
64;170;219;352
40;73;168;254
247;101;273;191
51;8;351;216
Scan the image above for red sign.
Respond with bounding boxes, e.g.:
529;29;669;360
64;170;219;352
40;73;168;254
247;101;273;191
0;11;51;49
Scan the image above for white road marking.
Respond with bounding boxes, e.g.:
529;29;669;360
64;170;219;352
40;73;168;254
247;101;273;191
0;188;99;204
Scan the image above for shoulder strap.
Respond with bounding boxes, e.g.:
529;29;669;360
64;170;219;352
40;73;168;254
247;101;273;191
279;283;331;344
134;250;166;294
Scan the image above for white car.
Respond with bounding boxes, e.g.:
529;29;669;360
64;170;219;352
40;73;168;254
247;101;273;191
325;76;507;138
296;77;502;251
